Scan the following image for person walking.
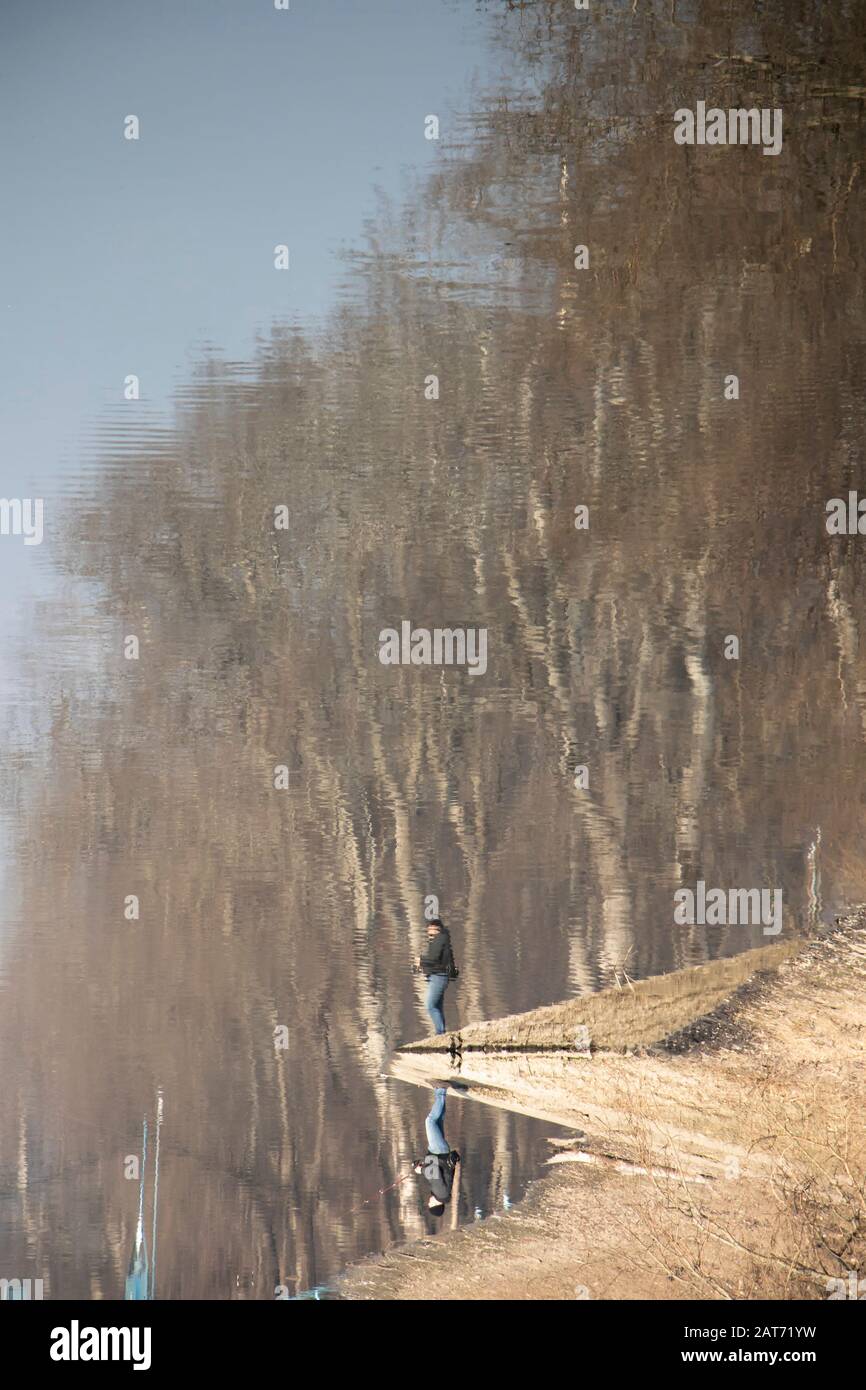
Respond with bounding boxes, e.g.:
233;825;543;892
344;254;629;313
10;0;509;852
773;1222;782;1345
415;917;457;1035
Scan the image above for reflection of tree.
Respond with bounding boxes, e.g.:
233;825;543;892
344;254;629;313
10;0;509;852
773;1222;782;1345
2;0;865;1297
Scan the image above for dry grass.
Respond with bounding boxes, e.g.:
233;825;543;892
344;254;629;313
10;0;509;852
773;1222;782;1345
399;938;802;1054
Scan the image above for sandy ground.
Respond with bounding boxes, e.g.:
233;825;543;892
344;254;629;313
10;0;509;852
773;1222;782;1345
339;920;866;1300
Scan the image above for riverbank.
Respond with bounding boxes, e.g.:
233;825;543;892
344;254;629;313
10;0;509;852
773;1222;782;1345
339;919;866;1299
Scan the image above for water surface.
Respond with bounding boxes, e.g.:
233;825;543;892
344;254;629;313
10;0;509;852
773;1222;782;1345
2;0;865;1297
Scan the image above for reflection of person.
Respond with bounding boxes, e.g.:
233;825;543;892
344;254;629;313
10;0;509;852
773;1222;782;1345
414;918;457;1035
413;1087;460;1217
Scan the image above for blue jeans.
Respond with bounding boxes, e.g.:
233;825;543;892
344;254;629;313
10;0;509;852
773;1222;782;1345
425;1087;449;1155
425;973;449;1035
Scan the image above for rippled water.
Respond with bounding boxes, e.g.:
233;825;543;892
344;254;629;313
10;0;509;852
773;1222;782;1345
2;0;864;1298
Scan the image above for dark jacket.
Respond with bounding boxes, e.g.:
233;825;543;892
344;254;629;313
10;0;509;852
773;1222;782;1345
419;1151;459;1202
419;927;454;979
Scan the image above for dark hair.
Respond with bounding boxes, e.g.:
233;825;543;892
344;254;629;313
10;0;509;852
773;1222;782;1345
428;1200;446;1217
427;917;444;928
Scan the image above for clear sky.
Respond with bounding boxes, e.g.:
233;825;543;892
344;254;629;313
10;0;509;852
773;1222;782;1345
0;0;490;691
